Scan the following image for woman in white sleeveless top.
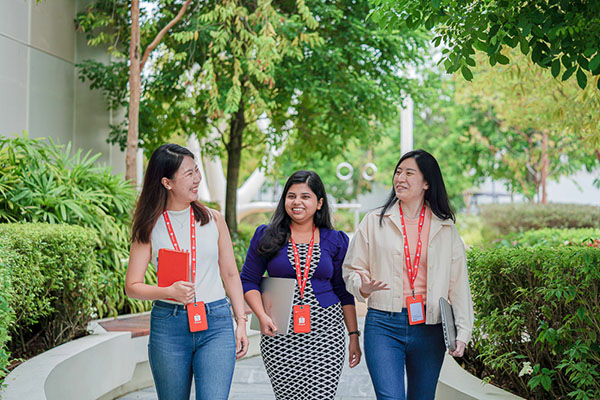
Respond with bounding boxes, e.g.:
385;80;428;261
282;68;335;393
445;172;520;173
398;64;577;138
125;143;248;400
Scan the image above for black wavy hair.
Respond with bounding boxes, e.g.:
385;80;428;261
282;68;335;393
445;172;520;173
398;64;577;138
379;149;455;226
131;143;210;243
258;170;333;259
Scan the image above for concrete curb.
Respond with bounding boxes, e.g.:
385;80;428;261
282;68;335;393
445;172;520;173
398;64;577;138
1;310;522;400
0;314;260;400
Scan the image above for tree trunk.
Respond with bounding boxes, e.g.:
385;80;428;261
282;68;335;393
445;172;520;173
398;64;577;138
540;132;549;204
126;0;141;185
225;103;245;234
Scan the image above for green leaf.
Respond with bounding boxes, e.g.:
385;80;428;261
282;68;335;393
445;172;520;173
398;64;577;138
519;37;530;55
541;375;551;391
583;48;595;58
461;66;473;81
576;68;587;89
589;54;600;73
551;59;560;78
562;67;577;81
496;53;509;65
489;24;501;38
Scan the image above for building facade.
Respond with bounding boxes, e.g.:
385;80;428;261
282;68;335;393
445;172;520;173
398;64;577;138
0;0;125;173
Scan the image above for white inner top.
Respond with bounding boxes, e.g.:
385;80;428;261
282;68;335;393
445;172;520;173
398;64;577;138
151;206;226;304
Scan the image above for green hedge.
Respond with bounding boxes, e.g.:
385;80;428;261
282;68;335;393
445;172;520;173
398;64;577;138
0;223;100;381
467;246;600;399
479;203;600;241
0;253;15;381
497;228;600;248
0;134;151;317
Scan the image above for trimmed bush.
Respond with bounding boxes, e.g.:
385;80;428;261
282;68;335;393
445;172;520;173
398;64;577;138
498;228;600;248
479;203;600;241
466;246;600;399
0;223;100;380
0;248;15;381
0;134;151;317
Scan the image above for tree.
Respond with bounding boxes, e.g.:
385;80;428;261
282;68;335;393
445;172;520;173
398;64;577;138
77;0;192;184
371;0;600;89
453;49;599;203
77;0;429;233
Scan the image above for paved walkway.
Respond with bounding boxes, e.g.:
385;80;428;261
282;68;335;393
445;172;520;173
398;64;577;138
118;319;375;400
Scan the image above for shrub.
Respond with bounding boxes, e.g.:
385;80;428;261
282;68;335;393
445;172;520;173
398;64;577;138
479;203;600;242
0;223;101;380
0;134;151;317
498;228;600;248
466;246;600;399
0;248;15;381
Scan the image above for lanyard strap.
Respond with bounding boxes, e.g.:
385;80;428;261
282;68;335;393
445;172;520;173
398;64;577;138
162;208;196;285
399;203;426;294
290;224;316;300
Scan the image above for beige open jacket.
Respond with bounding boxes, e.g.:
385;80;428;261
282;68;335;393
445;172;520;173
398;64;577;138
343;203;474;344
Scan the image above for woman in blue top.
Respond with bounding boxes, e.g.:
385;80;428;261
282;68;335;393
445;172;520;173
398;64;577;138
241;170;361;400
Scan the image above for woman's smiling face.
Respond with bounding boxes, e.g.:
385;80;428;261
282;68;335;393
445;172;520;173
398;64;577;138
285;183;323;225
393;157;429;204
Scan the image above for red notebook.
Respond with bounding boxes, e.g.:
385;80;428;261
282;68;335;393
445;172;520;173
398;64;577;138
158;248;190;301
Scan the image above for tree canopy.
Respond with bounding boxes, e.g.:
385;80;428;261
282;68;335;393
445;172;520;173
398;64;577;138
371;0;600;89
76;0;429;232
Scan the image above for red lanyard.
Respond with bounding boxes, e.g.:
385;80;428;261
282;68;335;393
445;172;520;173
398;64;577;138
290;225;316;300
399;203;426;294
162;207;196;283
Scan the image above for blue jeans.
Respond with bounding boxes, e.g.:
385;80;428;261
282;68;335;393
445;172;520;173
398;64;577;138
148;298;236;400
364;308;446;400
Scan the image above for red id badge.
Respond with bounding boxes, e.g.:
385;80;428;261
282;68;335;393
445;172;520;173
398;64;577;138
406;294;425;325
187;302;208;332
293;305;311;333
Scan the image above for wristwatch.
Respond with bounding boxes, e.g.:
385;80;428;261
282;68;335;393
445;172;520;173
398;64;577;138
348;330;361;337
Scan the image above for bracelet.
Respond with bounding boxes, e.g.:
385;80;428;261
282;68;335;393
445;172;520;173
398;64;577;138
348;330;361;337
235;315;248;323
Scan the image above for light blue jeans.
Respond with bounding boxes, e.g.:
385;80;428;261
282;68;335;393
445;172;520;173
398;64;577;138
148;298;236;400
364;307;446;400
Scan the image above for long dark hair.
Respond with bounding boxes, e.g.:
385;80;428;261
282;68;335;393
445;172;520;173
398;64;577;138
131;143;210;243
258;170;333;259
379;149;455;226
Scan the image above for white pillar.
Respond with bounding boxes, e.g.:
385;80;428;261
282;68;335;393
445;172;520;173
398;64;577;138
136;147;144;191
186;135;211;202
401;96;414;155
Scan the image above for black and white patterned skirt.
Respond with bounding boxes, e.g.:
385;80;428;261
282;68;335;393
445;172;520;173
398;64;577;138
261;243;345;400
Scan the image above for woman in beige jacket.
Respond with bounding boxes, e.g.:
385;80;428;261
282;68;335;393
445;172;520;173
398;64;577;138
343;149;473;400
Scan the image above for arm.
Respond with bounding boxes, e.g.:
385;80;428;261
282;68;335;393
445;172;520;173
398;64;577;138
240;225;277;336
342;304;362;368
342;225;389;301
447;226;474;357
244;289;278;336
213;211;249;359
330;231;355;307
331;231;361;367
125;240;194;303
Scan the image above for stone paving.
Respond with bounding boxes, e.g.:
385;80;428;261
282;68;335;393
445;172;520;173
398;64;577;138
118;319;375;400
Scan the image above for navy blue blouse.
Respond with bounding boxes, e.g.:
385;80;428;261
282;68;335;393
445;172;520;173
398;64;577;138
240;225;355;308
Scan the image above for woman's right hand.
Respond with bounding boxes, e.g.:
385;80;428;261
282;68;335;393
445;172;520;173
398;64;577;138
168;280;195;304
259;314;278;336
357;271;390;298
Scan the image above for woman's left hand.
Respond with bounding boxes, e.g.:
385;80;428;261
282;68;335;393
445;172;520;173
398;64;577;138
235;324;249;359
348;335;362;368
448;340;466;357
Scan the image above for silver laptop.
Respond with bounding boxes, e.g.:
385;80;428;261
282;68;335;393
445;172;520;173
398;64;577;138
439;297;457;352
249;277;295;335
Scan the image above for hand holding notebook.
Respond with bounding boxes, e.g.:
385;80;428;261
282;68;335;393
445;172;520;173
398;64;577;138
158;248;191;302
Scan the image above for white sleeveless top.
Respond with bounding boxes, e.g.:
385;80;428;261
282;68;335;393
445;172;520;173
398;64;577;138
150;206;226;304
